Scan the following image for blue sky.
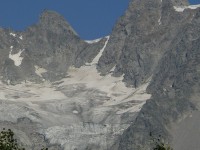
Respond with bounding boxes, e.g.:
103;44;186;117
0;0;199;40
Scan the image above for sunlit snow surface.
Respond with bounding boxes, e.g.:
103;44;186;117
34;65;47;77
158;16;162;25
0;36;151;150
9;46;24;66
84;37;102;44
19;35;23;40
174;4;200;12
86;36;109;65
10;33;16;37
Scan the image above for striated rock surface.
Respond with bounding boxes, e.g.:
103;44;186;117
97;0;195;87
113;0;200;149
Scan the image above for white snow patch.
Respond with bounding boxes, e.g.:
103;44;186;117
174;4;200;12
58;57;151;114
10;33;16;37
56;35;151;114
34;65;47;77
73;110;79;114
158;16;162;25
110;65;116;73
0;81;68;123
9;47;24;66
85;37;102;44
89;36;109;65
0;81;66;102
19;35;23;40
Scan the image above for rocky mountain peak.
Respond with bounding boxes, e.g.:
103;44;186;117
39;10;78;36
171;0;189;6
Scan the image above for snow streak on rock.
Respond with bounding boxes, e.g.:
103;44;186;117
10;33;16;37
89;36;110;65
34;65;47;77
19;35;23;40
158;16;162;25
85;37;102;44
173;4;200;12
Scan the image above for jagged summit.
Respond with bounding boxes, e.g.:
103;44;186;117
39;10;78;36
171;0;189;6
0;9;108;84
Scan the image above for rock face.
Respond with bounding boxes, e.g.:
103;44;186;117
97;0;193;87
0;10;106;84
111;0;200;150
0;0;200;150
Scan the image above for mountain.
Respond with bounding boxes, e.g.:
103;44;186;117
0;0;200;150
110;0;200;149
0;10;106;84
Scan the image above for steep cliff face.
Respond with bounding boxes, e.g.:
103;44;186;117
97;0;194;87
114;1;200;149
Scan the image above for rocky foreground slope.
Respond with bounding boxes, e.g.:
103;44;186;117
0;0;200;150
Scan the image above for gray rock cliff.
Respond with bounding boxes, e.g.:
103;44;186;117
112;0;200;149
0;10;106;84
